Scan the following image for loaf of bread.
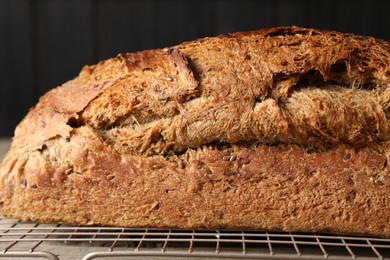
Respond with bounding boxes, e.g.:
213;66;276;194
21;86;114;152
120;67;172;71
1;26;389;238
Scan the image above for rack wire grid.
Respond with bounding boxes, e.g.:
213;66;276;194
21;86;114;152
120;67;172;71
0;217;390;260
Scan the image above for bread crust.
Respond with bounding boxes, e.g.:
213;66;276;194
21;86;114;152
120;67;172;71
1;26;390;237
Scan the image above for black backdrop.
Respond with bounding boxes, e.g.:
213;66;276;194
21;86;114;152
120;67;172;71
1;0;390;136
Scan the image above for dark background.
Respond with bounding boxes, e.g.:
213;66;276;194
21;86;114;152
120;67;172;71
1;0;390;137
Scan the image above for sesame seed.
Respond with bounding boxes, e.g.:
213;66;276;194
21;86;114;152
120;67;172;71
241;158;250;165
178;160;185;169
107;174;115;180
229;155;236;162
343;153;352;160
152;164;163;170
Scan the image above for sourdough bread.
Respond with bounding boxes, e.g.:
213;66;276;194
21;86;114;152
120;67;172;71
1;26;389;237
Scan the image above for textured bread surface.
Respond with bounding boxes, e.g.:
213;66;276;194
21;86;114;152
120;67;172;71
1;26;390;237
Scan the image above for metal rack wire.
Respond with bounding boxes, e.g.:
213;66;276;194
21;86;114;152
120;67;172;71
0;217;389;259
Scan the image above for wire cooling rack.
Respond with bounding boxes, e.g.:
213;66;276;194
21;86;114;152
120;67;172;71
0;218;389;260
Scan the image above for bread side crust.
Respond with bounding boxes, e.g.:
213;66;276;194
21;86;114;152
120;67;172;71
1;126;389;237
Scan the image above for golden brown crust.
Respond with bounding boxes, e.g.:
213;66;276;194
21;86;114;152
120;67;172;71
1;26;390;237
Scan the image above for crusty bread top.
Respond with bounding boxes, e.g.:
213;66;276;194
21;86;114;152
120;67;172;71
5;26;390;163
